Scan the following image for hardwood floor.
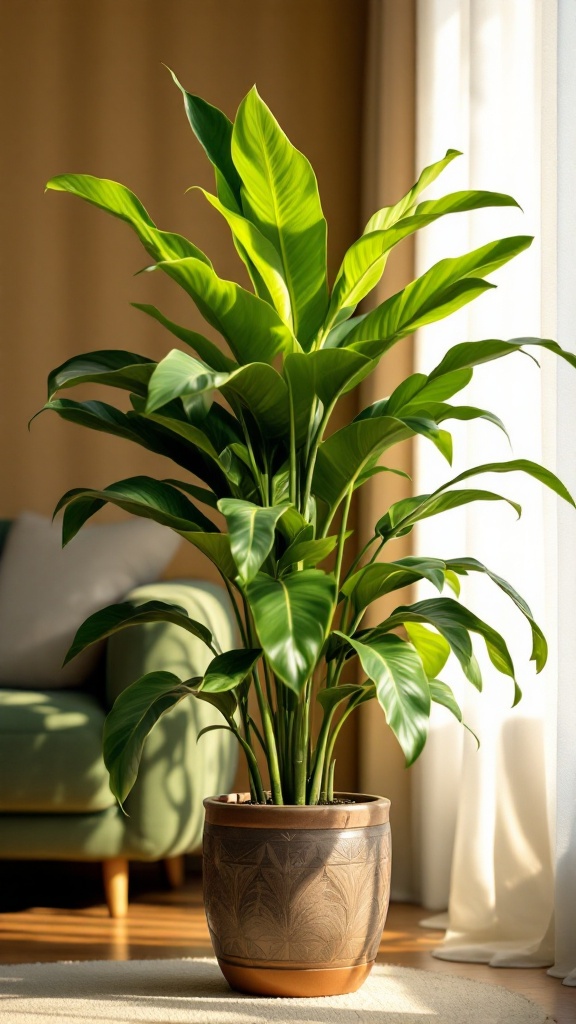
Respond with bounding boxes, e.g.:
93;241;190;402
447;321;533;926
0;859;574;1022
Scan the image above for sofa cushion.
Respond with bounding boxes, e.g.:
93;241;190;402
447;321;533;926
0;689;116;812
0;512;180;688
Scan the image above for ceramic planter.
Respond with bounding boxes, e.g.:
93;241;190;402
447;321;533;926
202;792;391;997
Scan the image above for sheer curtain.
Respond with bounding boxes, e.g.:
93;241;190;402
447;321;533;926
413;0;576;984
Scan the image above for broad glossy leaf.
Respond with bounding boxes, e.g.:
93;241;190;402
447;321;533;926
147;349;290;437
65;600;214;665
145;349;227;412
375;597;518;698
245;570;336;695
179;531;237;578
55;475;216;544
48;351;155;400
143;411;225;468
377;488;522;543
168;68;243;208
156;256;298;364
132;303;235;371
342;557;446;612
446;556;547;671
316;683;372;713
366;369;473;418
404;623;450;678
165;479;218;510
422;403;509;440
103;671;194;804
218;499;289;581
429;679;480;746
446;459;575;507
193;689;238;721
363;150;461;232
232;86;328;347
337;632;430;765
198;189;292;323
200;648;261;692
344;236;532;353
403;416;453;463
429;336;576;379
278;535;338;572
46;174;210;266
39;397;223;484
326;191;520;333
313;416;413;515
283;349;372;447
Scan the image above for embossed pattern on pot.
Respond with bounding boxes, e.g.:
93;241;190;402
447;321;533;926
203;822;391;969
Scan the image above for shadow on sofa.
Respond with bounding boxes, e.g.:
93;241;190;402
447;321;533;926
0;517;238;916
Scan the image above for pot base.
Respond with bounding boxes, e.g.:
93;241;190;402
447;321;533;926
218;958;374;998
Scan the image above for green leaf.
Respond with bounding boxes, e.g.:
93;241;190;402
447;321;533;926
445;459;575;508
283;349;372;447
429;335;576;380
245;570;336;695
446;556;548;671
232;86;328;347
429;679;480;747
326;190;520;334
146;349;290;437
200;648;261;692
179;531;237;578
375;597;518;698
278;535;338;573
47;350;155;400
65;600;215;665
132;303;235;371
377;489;522;544
165;478;218;510
363;149;462;232
103;671;194;804
167;68;243;208
217;499;289;582
193;688;238;722
313;416;413;516
342;557;446;612
55;475;216;544
405;623;450;678
316;683;373;713
336;632;430;765
197;189;292;322
403;416;453;463
344;236;533;354
155;256;298;364
46;174;210;266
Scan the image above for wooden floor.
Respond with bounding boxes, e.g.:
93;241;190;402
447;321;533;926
0;860;574;1022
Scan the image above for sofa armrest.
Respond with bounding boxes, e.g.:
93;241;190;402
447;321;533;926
105;580;239;859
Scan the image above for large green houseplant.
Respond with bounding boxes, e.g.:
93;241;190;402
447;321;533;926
44;76;574;806
41;74;575;996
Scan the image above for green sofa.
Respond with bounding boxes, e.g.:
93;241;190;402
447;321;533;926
0;520;238;915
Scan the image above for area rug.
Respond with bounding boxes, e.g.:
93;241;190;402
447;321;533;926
0;956;553;1023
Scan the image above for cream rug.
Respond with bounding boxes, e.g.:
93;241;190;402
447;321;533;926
0;957;553;1023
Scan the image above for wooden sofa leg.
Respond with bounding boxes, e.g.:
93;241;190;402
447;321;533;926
164;854;185;889
103;857;129;918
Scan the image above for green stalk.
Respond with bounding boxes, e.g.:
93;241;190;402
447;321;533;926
301;398;338;517
293;694;310;804
308;712;334;804
334;485;353;589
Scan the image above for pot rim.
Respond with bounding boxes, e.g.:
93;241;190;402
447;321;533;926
203;791;390;829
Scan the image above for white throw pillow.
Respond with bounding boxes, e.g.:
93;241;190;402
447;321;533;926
0;512;181;688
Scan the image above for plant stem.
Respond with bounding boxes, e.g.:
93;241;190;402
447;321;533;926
334;485;353;589
293;694;310;804
308;712;333;804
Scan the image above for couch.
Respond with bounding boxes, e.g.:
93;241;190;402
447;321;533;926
0;518;238;916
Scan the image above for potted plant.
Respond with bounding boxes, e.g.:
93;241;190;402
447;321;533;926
41;73;574;997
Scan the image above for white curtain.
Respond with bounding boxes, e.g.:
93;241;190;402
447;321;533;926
413;0;576;984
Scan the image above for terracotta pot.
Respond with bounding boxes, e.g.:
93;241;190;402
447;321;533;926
202;792;391;997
